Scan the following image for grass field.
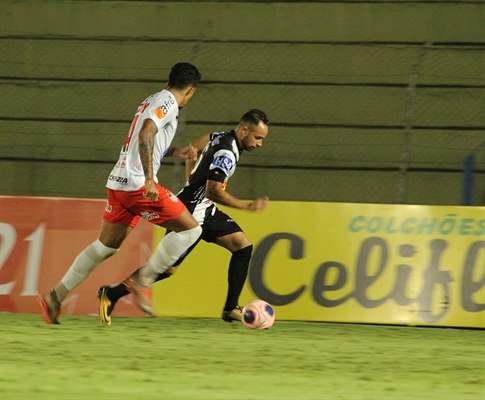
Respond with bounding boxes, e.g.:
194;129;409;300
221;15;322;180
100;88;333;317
0;314;484;400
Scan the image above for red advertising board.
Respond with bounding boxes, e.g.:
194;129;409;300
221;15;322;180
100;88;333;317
0;196;153;318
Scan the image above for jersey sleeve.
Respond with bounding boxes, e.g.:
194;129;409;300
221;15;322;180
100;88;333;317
142;92;177;131
143;101;171;132
207;149;236;182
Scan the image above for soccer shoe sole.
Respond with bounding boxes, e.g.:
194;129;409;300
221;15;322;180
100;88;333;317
98;287;112;326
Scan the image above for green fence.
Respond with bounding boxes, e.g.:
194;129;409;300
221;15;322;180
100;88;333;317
1;2;484;205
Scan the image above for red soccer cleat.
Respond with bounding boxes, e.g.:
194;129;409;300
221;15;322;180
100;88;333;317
37;289;61;324
124;277;154;316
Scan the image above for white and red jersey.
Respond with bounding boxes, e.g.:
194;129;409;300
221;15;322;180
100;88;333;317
107;89;178;191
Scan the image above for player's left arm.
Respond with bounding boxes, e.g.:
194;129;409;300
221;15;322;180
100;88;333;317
165;145;198;160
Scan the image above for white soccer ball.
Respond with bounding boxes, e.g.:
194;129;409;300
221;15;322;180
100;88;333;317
242;300;275;330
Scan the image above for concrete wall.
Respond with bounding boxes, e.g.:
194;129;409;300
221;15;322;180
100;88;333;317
1;1;484;204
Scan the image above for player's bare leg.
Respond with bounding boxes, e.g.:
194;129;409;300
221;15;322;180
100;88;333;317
38;222;131;324
124;209;202;315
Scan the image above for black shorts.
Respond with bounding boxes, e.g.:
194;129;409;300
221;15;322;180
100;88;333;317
169;206;243;266
200;207;243;243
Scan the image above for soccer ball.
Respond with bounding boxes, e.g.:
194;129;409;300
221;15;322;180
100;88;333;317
242;300;275;330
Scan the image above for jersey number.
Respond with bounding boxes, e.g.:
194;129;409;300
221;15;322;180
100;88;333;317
122;101;150;152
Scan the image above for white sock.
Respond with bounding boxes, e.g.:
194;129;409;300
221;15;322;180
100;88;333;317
137;225;202;286
61;239;118;291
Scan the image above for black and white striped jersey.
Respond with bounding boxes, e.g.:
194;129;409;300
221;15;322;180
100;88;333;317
177;130;242;223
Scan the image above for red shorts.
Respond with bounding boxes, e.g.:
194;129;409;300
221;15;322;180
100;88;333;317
103;183;186;228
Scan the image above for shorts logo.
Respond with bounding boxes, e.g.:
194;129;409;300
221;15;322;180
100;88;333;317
140;211;160;221
166;190;179;203
105;202;112;213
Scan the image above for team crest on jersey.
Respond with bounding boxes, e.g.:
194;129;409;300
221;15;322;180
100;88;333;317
115;156;127;168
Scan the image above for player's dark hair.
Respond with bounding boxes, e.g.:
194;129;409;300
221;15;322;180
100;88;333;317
168;63;201;89
240;109;269;127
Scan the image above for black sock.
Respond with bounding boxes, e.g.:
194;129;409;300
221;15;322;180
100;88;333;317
154;272;171;283
224;245;253;311
108;283;130;302
108;271;171;302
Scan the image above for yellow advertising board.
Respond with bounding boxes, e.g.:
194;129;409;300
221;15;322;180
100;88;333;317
152;202;485;328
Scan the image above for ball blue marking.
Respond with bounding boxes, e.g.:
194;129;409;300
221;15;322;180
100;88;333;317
244;310;256;323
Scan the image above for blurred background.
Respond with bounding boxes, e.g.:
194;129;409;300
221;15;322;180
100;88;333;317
1;0;484;205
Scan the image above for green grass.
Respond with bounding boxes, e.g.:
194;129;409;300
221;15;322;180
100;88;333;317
0;314;484;400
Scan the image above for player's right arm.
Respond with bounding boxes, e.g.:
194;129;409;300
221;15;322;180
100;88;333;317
205;179;269;211
138;118;159;201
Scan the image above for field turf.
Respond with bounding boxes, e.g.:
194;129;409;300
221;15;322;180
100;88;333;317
0;313;484;400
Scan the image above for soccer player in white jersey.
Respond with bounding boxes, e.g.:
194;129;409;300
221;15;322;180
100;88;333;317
38;63;203;324
98;110;269;325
